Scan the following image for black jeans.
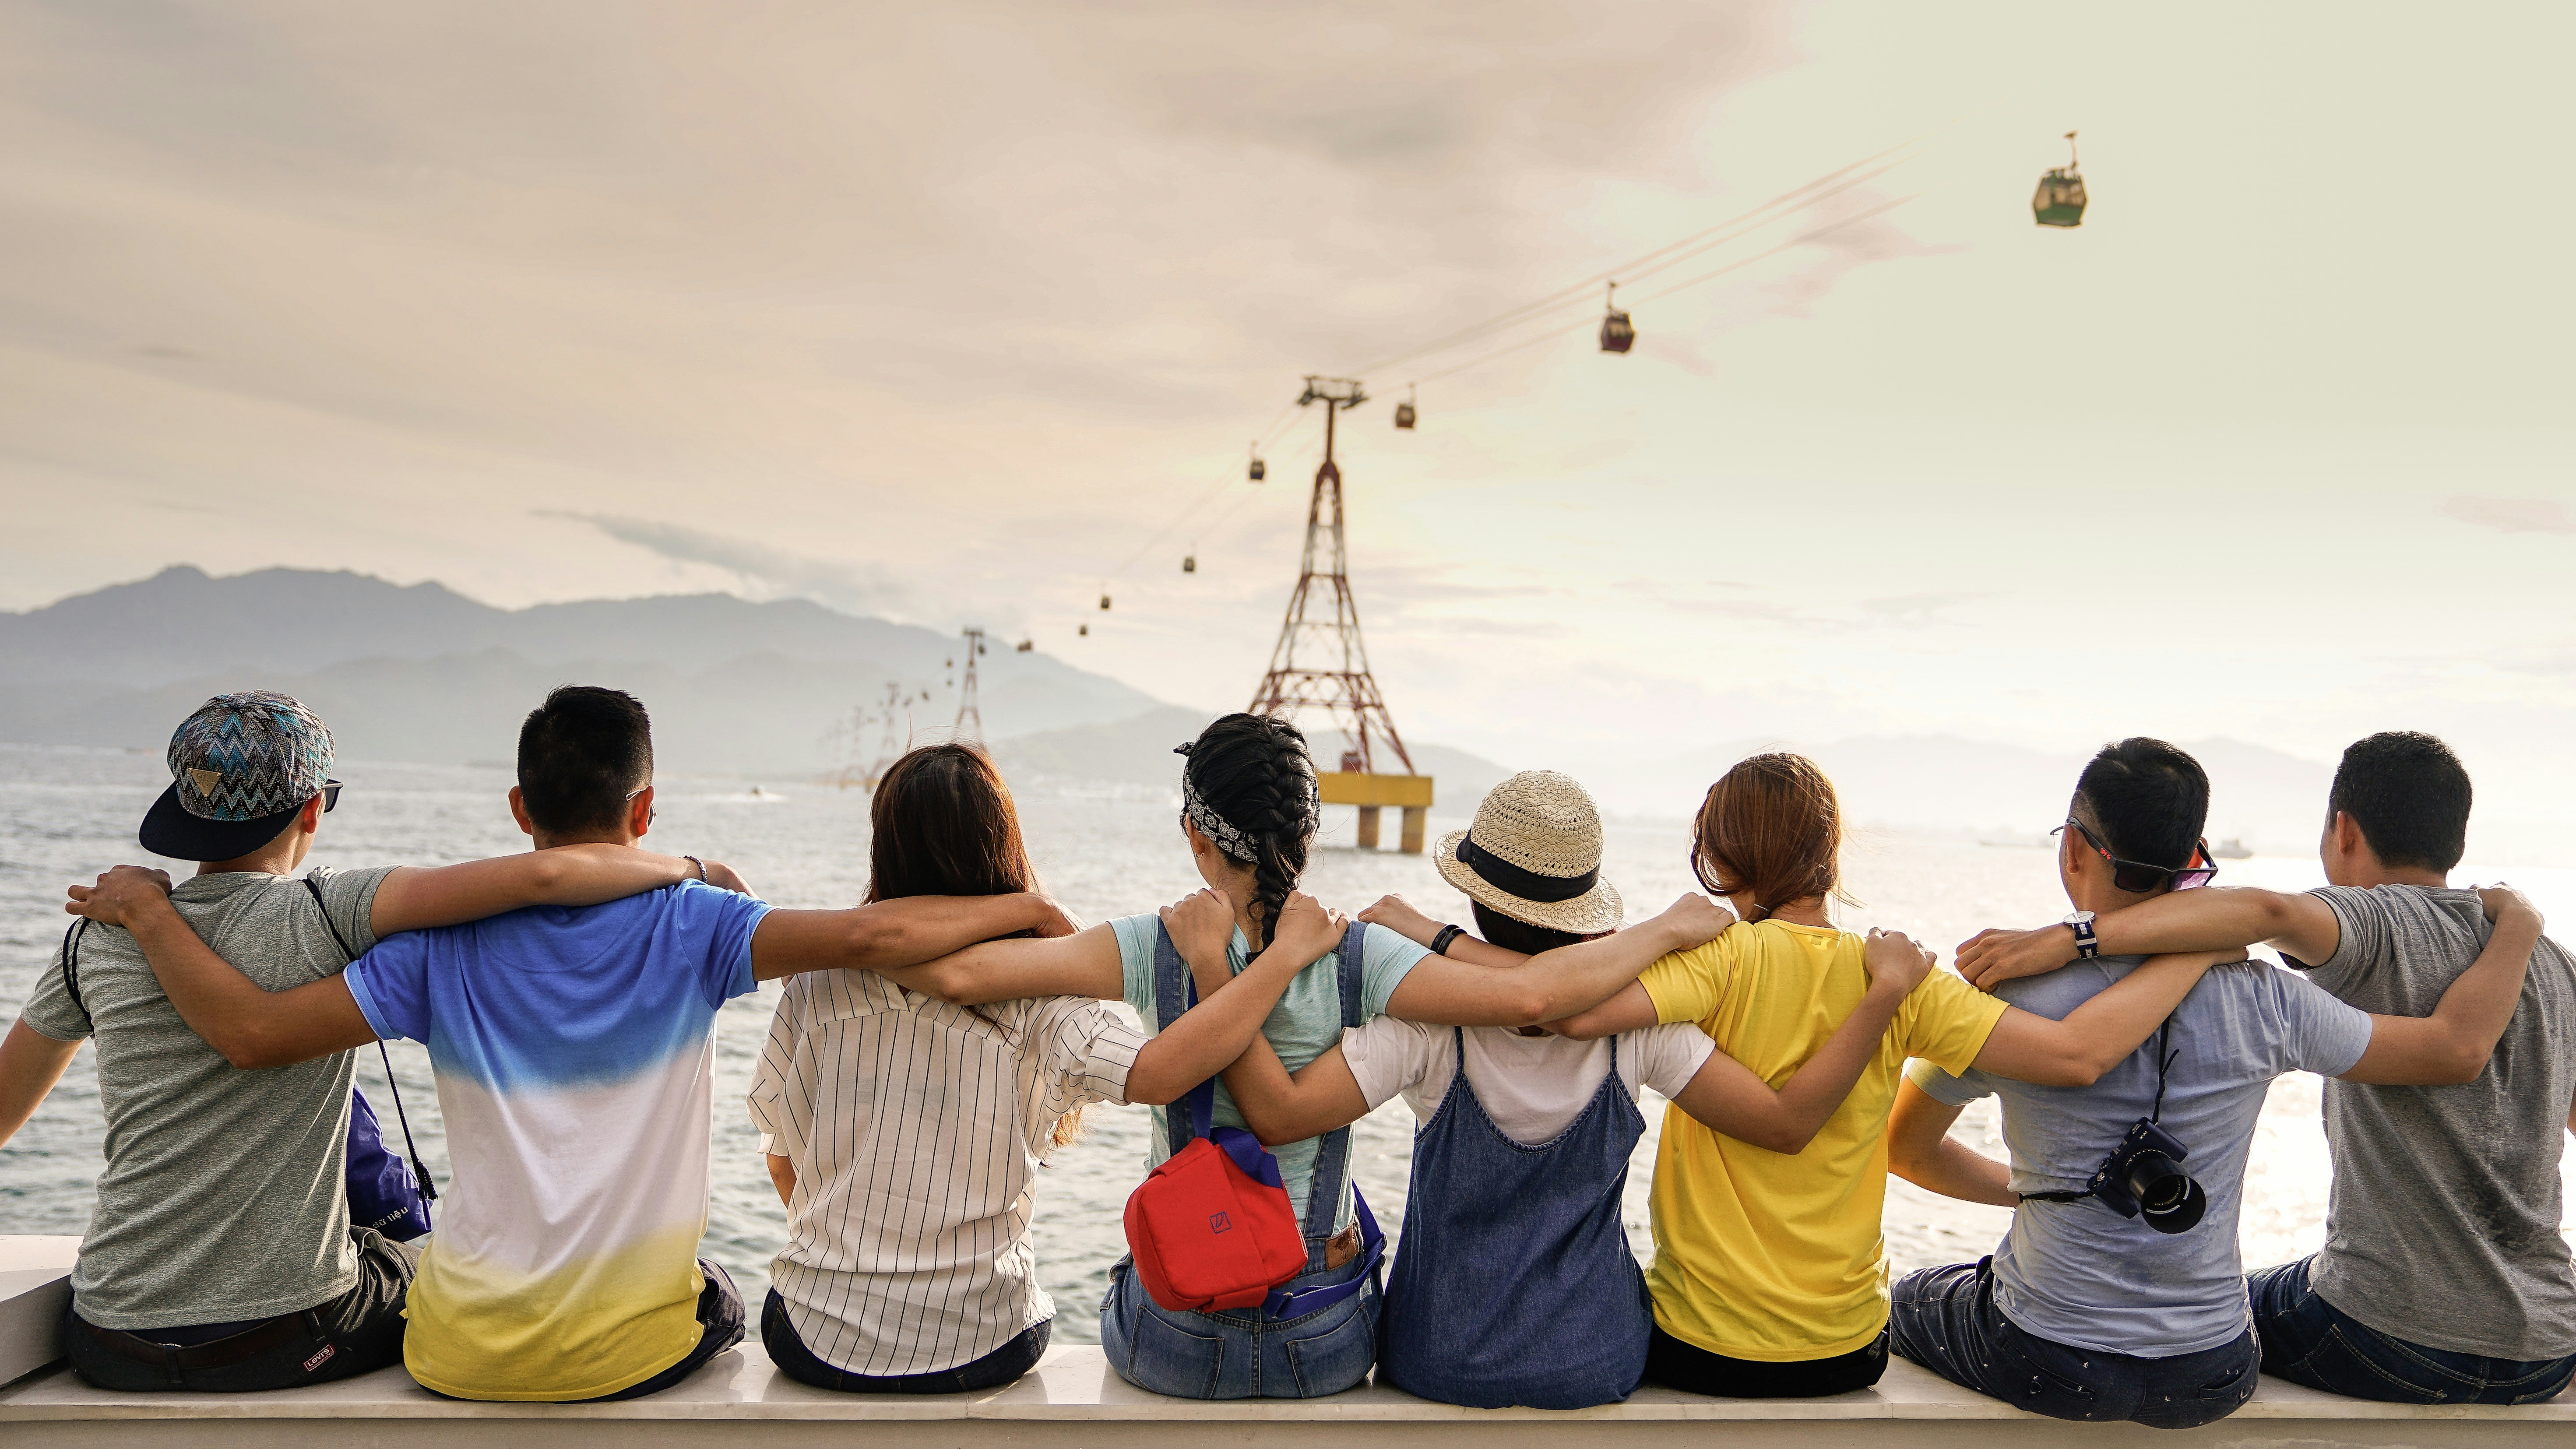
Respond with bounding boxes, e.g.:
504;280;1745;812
65;1228;419;1393
574;1259;746;1403
1888;1259;2257;1430
2249;1256;2576;1405
763;1290;1050;1394
1642;1322;1888;1398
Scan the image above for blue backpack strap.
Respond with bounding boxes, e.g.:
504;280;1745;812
1152;920;1218;1151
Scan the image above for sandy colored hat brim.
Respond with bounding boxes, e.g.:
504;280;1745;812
138;782;299;863
1434;829;1625;936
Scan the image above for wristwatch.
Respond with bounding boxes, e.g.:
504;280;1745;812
2062;910;2101;960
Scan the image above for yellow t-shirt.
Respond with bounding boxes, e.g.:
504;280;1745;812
1638;918;2008;1362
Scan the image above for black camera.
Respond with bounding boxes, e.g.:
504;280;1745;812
2085;1118;2207;1234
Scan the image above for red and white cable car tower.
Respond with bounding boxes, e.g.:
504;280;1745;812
1248;376;1435;852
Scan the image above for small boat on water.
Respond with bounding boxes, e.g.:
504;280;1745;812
1978;834;2051;849
2211;838;2253;859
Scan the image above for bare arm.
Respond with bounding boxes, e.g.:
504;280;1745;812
1547;979;1661;1041
1885;1077;2016;1206
1668;929;1933;1154
1156;898;1376;1143
1967;951;2242;1087
748;893;1078;983
1356;894;1525;970
766;1153;795;1208
367;844;708;936
2340;887;2541;1085
876;922;1127;1003
1382;894;1735;1027
67;867;378;1069
0;1020;82;1150
1957;887;2341;992
1122;893;1353;1106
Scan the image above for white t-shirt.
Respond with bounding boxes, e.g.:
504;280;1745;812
1341;1018;1715;1146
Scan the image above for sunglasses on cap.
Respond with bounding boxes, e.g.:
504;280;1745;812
2054;819;2218;894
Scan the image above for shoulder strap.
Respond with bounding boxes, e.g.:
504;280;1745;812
59;919;91;1032
1152;921;1216;1151
304;874;438;1206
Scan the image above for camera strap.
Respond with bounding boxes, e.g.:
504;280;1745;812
2019;1019;2176;1206
304;875;439;1208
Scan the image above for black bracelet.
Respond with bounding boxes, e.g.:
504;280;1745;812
1429;924;1465;957
683;854;708;883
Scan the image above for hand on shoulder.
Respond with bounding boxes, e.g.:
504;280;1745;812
1267;891;1350;963
1863;927;1937;998
1160;887;1235;964
65;865;175;928
1954;924;2076;993
1649;892;1736;951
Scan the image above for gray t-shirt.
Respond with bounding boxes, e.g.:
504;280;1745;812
1911;957;2370;1357
21;867;393;1330
2296;884;2576;1359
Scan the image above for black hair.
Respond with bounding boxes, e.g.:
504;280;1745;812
2072;737;2209;870
1469;900;1591;956
1179;713;1319;952
517;686;654;836
2330;732;2471;872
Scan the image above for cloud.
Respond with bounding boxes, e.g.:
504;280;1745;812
2441;497;2576;535
1863;591;1988;625
538;512;911;618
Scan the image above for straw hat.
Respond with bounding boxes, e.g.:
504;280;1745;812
1433;770;1624;936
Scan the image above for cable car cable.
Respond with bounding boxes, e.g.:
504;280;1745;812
1343;130;1950;379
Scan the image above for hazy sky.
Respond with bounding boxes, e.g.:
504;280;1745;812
5;4;2572;827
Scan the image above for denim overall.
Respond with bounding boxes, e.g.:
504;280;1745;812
1377;1028;1652;1409
1100;924;1384;1399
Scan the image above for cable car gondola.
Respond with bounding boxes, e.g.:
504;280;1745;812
1098;594;1111;611
1248;441;1266;482
1599;281;1635;353
2033;131;2086;228
1394;384;1416;430
1078;623;1089;637
1182;554;1197;573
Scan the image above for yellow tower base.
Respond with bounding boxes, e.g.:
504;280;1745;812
1316;772;1434;854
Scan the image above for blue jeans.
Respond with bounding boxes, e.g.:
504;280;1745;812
1889;1259;2257;1430
1099;1252;1379;1400
2249;1256;2576;1405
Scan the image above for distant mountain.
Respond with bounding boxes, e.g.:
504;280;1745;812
0;566;1157;774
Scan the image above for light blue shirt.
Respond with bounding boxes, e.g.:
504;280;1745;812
1111;916;1425;1234
1910;957;2370;1357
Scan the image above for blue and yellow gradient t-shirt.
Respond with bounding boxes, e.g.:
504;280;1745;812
345;880;769;1401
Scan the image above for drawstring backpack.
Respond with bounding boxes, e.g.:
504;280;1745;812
57;875;437;1242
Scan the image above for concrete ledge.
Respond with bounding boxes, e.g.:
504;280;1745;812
3;1340;2570;1447
0;1237;77;1388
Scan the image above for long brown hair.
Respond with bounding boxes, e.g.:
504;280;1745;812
1691;753;1849;923
864;743;1083;1147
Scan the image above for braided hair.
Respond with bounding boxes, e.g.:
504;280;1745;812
1177;713;1320;953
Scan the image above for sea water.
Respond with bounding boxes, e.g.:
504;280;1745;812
4;743;2570;1342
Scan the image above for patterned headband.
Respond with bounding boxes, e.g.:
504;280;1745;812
1182;777;1261;864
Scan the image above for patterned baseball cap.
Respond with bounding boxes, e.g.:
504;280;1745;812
138;692;338;861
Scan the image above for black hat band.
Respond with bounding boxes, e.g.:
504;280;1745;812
1456;832;1599;904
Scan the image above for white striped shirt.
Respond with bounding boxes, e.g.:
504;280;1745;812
747;970;1144;1378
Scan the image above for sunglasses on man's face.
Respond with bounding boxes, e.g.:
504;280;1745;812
2055;819;2218;894
320;780;342;813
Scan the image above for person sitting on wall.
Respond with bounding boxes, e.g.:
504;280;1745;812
63;685;1077;1403
1891;737;2546;1428
0;690;707;1393
1954;731;2576;1407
